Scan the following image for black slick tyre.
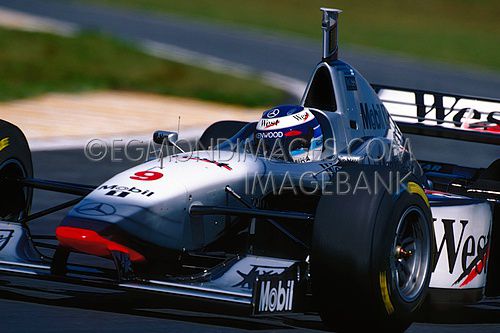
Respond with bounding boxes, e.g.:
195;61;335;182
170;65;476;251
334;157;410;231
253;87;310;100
0;120;33;222
312;166;433;332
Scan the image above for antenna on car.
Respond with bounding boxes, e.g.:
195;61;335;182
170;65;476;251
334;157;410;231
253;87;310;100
171;116;185;154
320;8;342;62
177;116;181;137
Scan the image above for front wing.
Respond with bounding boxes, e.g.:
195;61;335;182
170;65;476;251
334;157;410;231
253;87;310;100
0;221;305;316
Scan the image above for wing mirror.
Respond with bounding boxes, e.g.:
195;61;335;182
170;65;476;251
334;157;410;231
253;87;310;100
153;130;178;145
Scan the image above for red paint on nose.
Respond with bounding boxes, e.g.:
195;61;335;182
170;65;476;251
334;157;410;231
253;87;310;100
56;226;145;262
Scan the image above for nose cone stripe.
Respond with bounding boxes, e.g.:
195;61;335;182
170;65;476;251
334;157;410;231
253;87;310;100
56;226;146;262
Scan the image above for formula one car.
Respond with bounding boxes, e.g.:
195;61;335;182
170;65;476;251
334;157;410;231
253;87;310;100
0;8;498;332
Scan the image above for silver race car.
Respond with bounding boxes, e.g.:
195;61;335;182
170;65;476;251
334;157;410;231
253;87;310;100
0;8;498;332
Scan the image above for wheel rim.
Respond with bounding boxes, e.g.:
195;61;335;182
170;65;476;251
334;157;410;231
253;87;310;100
391;206;430;303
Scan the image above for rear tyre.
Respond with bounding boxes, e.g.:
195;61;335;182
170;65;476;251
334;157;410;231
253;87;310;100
479;158;500;181
312;166;433;332
481;159;500;296
0;120;33;222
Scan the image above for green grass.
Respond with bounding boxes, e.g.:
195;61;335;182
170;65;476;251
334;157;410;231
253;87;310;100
0;27;286;106
84;0;500;71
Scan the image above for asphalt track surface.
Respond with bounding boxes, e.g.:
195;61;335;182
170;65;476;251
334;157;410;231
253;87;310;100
0;1;499;332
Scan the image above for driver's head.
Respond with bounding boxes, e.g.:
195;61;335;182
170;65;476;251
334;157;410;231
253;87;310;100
255;105;323;162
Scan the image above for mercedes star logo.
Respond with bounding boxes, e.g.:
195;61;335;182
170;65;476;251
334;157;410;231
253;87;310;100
76;202;116;216
267;109;280;118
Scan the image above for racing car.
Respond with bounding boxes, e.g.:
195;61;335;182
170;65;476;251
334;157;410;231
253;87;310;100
0;8;498;332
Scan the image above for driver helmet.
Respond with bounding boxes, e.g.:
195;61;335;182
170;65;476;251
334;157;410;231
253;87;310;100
255;105;323;162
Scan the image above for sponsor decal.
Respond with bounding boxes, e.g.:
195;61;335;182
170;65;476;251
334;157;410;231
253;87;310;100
294;155;311;163
255;131;283;139
461;111;500;132
487;110;500;125
76;202;116;216
316;162;342;181
360;103;389;130
292;111;310;122
190;157;232;170
267;109;280;118
319;162;341;173
251;265;299;314
0;137;9;152
453;242;489;288
233;264;288;288
380;89;500;131
420;162;476;179
257;110;314;131
431;216;490;288
130;170;163;181
98;184;154;198
257;278;295;313
0;230;14;251
420;163;443;172
260;119;280;129
338;154;362;163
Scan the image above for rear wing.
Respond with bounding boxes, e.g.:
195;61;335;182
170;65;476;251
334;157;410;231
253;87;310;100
372;84;500;145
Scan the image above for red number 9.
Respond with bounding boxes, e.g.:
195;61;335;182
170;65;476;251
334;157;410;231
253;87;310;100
130;171;163;181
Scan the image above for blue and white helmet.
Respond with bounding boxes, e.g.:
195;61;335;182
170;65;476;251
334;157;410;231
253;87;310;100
255;105;323;162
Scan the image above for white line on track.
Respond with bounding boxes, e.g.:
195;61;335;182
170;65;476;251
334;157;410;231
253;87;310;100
141;40;306;98
29;127;205;152
0;6;78;35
